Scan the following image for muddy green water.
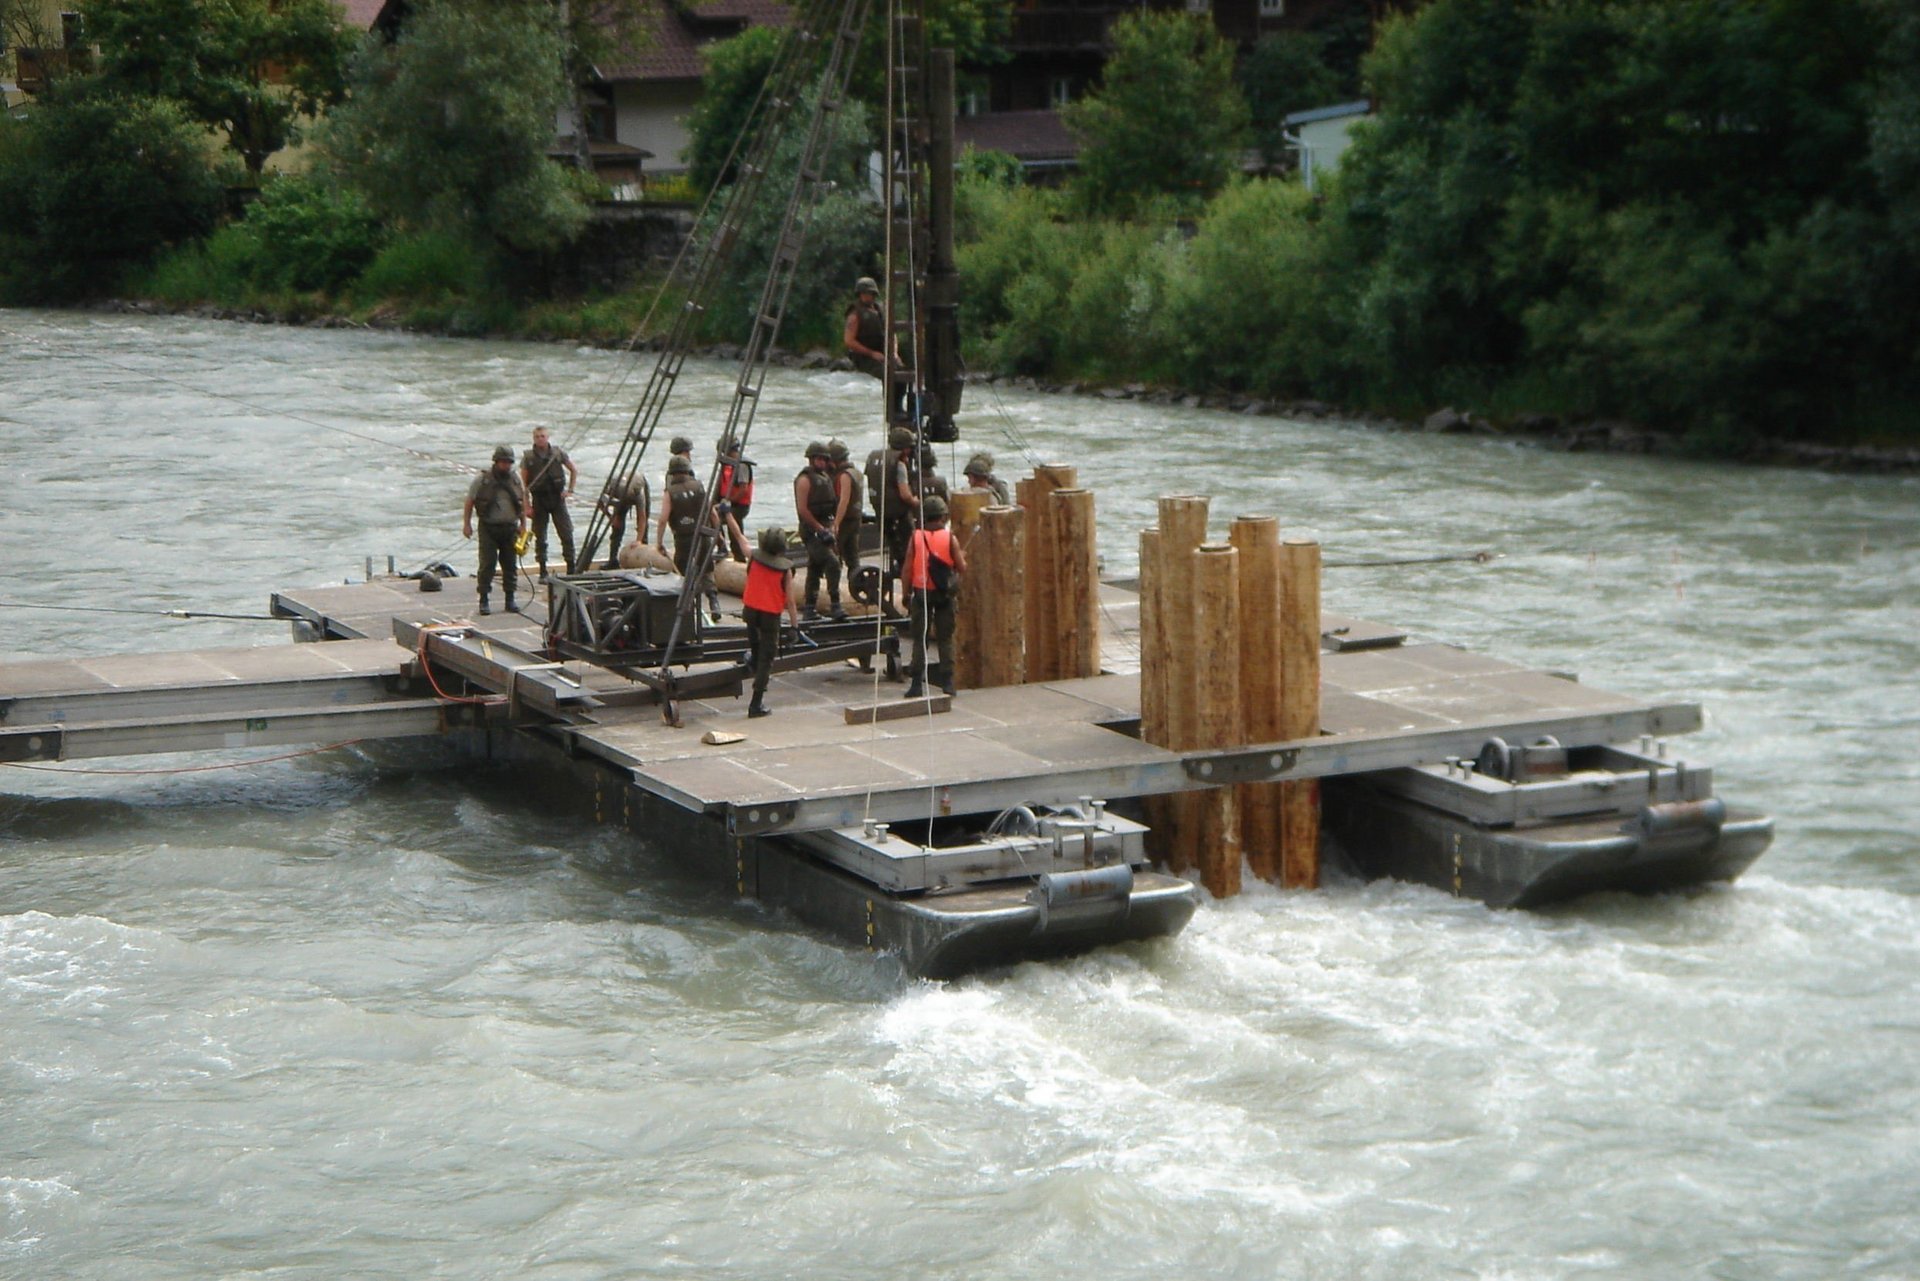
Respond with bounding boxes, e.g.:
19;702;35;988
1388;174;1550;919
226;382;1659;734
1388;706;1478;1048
3;310;1917;1279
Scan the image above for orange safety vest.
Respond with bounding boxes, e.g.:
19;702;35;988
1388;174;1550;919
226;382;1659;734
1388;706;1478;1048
904;527;955;592
721;460;754;506
743;558;788;613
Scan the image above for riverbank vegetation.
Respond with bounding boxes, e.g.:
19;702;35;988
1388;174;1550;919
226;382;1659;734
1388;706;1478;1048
3;0;1915;452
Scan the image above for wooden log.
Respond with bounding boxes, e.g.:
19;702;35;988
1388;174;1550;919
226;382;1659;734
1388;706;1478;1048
1153;495;1209;872
948;490;990;549
1154;496;1209;748
1190;541;1242;896
1230;515;1283;884
1050;488;1099;679
949;490;993;690
971;504;1026;689
712;557;878;615
1021;464;1076;682
1280;537;1322;889
1136;527;1174;865
1137;528;1165;747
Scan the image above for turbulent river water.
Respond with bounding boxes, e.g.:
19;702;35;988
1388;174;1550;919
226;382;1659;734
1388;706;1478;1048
2;309;1917;1279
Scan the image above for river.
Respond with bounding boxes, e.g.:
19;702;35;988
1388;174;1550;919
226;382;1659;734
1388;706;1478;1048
3;310;1917;1279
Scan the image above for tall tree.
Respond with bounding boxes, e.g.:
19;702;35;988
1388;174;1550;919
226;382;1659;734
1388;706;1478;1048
682;25;782;197
322;0;589;254
81;0;356;177
1063;11;1248;217
0;82;222;302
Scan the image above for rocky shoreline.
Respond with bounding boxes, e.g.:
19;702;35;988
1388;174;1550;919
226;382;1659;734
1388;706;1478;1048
91;297;1920;476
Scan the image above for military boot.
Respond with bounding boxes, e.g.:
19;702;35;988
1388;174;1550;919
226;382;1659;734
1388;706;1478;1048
477;594;491;617
828;595;848;622
937;664;955;696
748;693;771;718
903;670;925;699
504;591;519;614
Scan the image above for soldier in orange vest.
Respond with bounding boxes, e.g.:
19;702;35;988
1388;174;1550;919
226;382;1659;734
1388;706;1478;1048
741;526;802;718
902;494;966;698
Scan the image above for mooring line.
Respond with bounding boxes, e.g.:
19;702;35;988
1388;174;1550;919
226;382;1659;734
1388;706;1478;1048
0;599;282;622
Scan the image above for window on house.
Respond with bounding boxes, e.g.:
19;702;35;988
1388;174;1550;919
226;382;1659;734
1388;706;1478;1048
1048;77;1072;108
1185;0;1209;14
61;12;84;47
1258;0;1284;15
959;89;983;117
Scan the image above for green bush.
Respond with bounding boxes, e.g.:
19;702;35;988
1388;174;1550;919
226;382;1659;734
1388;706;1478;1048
1161;179;1342;396
244;174;386;293
0;84;222;303
136;224;269;306
352;230;493;304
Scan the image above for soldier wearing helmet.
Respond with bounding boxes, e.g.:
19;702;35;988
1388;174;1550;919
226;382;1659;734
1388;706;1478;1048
716;434;755;557
740;526;802;718
864;424;920;615
913;443;950;503
827;438;864;587
963;451;1010;506
902;493;966;698
462;445;528;616
793;440;846;620
655;453;706;575
844;275;909;423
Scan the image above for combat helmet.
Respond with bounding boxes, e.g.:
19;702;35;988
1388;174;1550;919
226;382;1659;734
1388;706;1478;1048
492;444;515;462
963;452;993;478
826;438;850;464
854;276;879;295
668;455;694;476
888;425;914;451
804;439;829;460
921;495;948;521
758;526;788;557
669;435;693;455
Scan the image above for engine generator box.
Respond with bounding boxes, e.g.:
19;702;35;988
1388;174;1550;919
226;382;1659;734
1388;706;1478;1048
548;570;694;656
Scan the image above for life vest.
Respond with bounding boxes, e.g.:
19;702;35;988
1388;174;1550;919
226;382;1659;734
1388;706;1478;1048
837;462;864;521
668;476;705;530
904;527;955;592
743;557;788;613
849;299;885;353
470;470;524;526
522;445;568;498
865;448;904;519
798;465;837;522
721;460;754;506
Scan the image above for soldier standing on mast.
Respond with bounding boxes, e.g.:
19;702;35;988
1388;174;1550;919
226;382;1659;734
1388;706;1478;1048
844;276;907;424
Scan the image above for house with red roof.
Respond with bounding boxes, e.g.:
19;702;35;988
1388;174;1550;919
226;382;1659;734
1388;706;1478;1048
572;0;792;185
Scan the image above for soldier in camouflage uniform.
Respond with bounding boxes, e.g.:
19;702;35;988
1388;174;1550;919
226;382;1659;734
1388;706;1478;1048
597;472;648;569
827;438;863;592
963;452;1011;506
520;427;578;578
655;454;706;575
462;445;528;616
